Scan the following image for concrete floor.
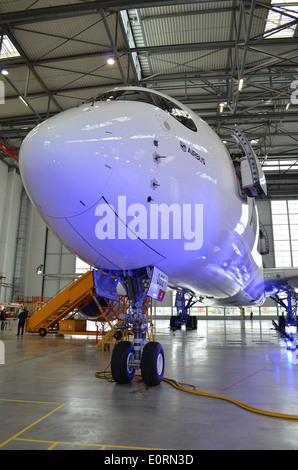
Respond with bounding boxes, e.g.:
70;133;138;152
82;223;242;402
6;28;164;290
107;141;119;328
0;317;298;451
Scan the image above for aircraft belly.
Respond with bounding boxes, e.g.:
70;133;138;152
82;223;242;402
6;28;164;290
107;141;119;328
67;196;165;269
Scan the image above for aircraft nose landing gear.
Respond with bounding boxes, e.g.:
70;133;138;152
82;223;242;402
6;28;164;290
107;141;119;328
110;267;167;386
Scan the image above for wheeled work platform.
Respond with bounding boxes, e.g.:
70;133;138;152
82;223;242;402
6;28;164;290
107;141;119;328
26;270;97;336
25;270;123;343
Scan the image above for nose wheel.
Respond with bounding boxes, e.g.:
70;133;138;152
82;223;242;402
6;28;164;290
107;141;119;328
111;341;136;384
111;340;165;386
141;341;165;386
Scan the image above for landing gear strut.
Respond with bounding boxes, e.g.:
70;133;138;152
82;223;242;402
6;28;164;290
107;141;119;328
271;286;298;349
170;290;197;331
111;267;167;386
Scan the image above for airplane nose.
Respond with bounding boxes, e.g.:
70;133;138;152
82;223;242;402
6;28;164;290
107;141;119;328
19;104;116;217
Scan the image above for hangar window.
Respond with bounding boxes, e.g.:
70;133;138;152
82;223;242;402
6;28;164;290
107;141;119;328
262;158;298;172
271;200;298;267
96;89;197;132
264;0;298;39
0;35;20;59
75;257;91;274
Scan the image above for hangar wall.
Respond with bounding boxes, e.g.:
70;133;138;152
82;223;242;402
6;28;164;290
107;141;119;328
0;161;23;302
23;207;76;300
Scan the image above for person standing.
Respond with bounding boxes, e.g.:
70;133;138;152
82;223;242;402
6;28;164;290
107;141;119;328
0;308;6;330
17;308;28;336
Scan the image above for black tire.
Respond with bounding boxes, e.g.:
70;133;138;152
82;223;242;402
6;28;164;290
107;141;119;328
141;341;165;386
170;316;176;328
186;315;197;330
170;316;181;329
38;327;47;336
111;341;135;384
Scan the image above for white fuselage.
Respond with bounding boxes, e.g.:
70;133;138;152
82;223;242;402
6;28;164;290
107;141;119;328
19;87;265;306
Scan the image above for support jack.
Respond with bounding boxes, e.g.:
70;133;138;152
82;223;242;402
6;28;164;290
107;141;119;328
271;286;298;350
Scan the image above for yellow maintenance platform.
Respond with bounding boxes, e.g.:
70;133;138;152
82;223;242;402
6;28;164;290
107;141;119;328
25;270;154;348
26;270;97;337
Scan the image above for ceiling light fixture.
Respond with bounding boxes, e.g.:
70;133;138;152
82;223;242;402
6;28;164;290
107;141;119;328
107;58;115;65
19;95;28;107
238;78;244;91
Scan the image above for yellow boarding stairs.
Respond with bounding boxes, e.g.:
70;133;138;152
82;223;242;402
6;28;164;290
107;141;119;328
25;270;154;348
26;270;97;336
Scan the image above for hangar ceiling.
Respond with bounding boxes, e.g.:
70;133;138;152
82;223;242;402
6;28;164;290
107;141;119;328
0;0;297;196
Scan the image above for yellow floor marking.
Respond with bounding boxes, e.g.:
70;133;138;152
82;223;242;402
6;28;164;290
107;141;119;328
0;398;64;405
14;437;165;450
0;399;65;448
14;437;106;449
0;398;167;450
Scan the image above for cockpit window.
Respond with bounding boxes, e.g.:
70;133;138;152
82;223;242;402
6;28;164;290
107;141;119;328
97;89;152;104
96;89;197;132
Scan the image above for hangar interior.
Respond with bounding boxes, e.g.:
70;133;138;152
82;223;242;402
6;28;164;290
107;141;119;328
0;0;298;451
